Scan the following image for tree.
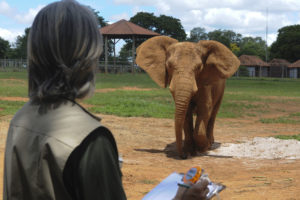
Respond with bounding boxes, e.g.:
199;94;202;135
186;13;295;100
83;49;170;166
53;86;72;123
0;37;10;58
130;12;157;32
187;27;208;42
89;7;108;27
270;24;300;62
7;28;30;59
119;12;187;61
207;29;242;48
239;36;267;60
156;15;186;41
130;12;186;41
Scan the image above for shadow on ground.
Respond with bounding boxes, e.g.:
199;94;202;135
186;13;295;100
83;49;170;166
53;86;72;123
134;141;227;160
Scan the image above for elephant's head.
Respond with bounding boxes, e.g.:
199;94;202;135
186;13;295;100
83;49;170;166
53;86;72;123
136;36;240;158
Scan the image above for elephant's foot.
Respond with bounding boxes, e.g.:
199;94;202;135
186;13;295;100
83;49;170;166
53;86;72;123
193;134;209;152
180;153;188;159
183;140;196;157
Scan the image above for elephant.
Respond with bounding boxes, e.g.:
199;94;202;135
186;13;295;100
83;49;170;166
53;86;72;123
136;36;240;159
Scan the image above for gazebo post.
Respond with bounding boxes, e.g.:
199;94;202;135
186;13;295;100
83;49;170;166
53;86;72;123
132;36;136;74
113;38;116;73
105;36;108;74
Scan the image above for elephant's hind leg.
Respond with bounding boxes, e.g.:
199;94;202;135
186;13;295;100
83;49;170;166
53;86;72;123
207;93;223;148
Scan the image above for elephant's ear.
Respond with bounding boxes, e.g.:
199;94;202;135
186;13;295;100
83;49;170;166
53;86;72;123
136;36;178;88
198;40;240;79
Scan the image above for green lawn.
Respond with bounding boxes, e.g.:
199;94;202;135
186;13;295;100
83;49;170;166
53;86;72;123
0;72;300;121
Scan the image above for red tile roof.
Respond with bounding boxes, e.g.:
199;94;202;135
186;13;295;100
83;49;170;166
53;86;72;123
269;59;291;67
239;55;270;67
100;19;160;39
289;60;300;68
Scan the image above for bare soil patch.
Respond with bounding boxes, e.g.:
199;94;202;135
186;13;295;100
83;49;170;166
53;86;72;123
0;79;26;84
0;97;28;102
1;99;300;199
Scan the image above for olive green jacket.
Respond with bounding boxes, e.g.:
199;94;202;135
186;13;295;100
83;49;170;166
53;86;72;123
3;100;102;200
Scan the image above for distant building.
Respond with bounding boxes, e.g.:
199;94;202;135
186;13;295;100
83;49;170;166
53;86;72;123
288;60;300;78
238;55;270;77
269;59;290;78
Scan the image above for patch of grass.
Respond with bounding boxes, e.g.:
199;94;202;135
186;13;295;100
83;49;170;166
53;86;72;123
218;101;264;118
0;73;300;119
274;134;300;141
95;73;158;89
260;116;300;124
290;112;300;117
227;77;300;97
260;112;300;124
0;79;28;97
0;100;26;116
0;71;27;79
85;90;175;118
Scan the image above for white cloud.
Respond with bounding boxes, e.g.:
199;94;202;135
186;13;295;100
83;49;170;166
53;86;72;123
0;27;22;43
14;5;44;24
112;0;299;46
0;1;14;16
109;13;130;22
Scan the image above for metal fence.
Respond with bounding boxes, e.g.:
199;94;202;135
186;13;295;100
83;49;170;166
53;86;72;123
0;59;27;71
0;59;144;73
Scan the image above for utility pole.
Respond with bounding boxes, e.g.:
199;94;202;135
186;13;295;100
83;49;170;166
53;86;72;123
265;7;269;63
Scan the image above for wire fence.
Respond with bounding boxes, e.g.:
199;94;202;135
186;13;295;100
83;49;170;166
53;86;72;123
0;59;144;73
0;59;298;78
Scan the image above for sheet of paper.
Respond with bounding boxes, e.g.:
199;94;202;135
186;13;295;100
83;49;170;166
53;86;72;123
142;172;183;200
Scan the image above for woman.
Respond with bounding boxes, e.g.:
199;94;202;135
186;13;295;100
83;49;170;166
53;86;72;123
3;1;208;199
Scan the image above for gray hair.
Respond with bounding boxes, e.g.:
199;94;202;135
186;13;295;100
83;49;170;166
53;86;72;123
28;0;103;102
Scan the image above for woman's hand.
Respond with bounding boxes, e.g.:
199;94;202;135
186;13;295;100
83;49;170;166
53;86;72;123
182;179;209;200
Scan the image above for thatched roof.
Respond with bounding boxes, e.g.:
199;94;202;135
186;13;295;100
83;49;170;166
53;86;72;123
269;59;291;67
289;60;300;68
100;19;160;39
239;55;270;67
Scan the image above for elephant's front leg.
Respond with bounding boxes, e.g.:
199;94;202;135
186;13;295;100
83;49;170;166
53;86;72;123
183;103;196;156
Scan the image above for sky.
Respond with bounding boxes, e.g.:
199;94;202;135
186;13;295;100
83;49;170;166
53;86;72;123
0;0;300;51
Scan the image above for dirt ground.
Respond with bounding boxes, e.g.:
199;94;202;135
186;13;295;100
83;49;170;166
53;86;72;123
0;93;300;199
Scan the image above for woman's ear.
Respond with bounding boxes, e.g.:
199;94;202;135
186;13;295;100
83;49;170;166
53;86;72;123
136;36;178;88
198;40;240;79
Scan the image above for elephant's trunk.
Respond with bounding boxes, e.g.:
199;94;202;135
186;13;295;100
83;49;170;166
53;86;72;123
171;76;197;158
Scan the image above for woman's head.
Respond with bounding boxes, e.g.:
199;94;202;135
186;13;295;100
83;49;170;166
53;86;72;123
28;0;102;102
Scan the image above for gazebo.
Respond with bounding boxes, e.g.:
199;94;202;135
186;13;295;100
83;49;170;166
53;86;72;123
269;59;290;78
100;19;160;73
239;55;270;77
288;60;300;78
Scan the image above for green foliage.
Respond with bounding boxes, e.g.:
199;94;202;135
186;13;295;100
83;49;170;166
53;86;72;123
274;134;300;141
0;37;10;58
9;28;30;59
119;12;187;61
88;7;108;27
130;12;186;41
188;27;208;42
207;29;242;48
239;37;267;60
270;24;300;62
